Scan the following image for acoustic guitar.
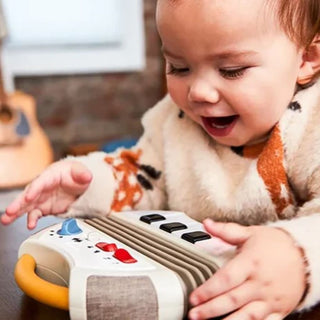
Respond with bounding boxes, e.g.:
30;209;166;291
0;89;53;189
0;8;53;188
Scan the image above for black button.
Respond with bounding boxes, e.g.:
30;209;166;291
140;214;166;224
181;231;211;243
160;222;187;233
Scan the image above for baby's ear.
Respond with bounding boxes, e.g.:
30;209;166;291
297;34;320;85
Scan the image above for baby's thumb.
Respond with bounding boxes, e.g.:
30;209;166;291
203;219;251;245
70;162;92;185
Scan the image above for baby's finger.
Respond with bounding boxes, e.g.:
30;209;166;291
5;182;48;220
190;252;252;305
70;162;92;185
265;314;283;320
24;173;56;202
189;280;260;319
5;189;31;216
0;211;19;225
203;219;251;245
27;209;43;229
223;301;270;320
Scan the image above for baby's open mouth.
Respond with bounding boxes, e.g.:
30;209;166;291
204;115;238;128
201;115;239;137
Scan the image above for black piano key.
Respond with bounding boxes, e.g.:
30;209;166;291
181;231;211;243
140;214;166;224
160;222;187;233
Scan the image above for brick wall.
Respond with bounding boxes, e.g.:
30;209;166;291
15;0;165;159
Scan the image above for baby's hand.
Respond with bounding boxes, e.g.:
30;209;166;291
188;220;306;320
0;160;92;229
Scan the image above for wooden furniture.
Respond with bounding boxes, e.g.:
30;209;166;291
0;214;69;320
1;213;320;320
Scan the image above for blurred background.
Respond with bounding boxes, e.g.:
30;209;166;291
0;0;165;160
0;3;165;316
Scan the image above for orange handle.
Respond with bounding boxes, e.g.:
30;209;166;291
14;254;69;310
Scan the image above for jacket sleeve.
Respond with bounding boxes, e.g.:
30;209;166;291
276;162;320;311
271;152;320;311
286;166;320;310
270;82;320;310
269;214;320;311
61;95;174;218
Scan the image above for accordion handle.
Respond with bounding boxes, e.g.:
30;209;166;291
14;254;69;310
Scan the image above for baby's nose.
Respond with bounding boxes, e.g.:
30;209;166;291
188;78;220;105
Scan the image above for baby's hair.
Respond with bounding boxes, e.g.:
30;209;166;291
165;0;320;47
271;0;320;47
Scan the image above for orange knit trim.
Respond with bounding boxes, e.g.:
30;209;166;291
257;125;293;216
105;149;143;212
242;141;267;159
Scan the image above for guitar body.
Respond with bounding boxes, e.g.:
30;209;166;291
0;91;53;188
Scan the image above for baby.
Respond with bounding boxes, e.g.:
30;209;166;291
2;0;320;319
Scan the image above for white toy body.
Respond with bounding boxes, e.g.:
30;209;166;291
17;210;235;320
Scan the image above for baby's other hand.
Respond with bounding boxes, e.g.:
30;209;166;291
0;160;92;229
188;220;307;320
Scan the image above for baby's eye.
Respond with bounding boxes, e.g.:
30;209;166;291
219;67;248;79
166;64;190;76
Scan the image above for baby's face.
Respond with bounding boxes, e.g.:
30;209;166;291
157;0;304;146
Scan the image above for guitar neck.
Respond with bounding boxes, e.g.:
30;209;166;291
0;42;7;105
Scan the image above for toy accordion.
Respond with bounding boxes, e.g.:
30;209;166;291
14;210;235;320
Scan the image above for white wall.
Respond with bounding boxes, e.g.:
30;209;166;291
1;0;145;92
